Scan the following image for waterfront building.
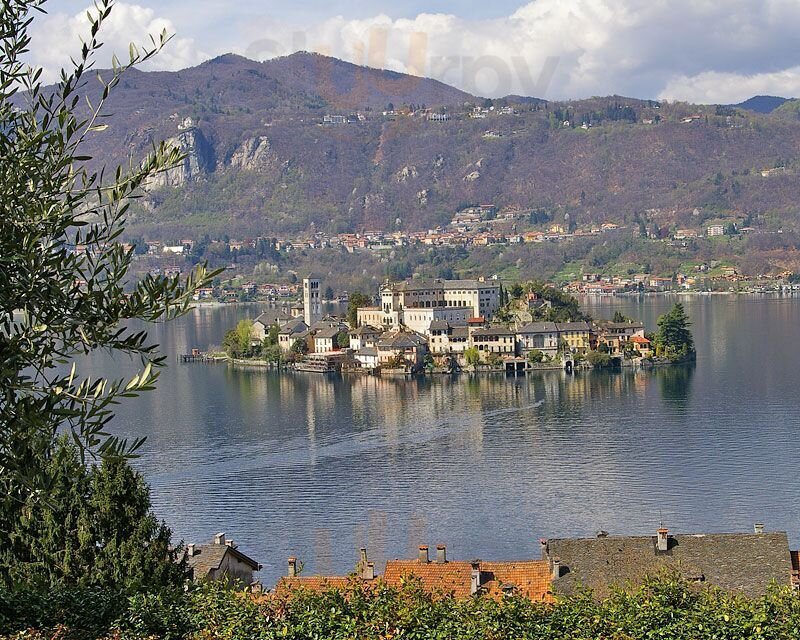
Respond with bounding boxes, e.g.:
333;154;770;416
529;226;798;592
376;330;429;367
516;322;560;359
349;325;382;350
554;322;592;354
251;309;294;342
470;327;517;361
371;278;501;332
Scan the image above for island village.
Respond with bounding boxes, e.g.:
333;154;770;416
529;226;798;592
219;275;666;375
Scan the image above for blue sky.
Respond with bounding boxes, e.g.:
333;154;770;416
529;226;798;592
33;0;800;102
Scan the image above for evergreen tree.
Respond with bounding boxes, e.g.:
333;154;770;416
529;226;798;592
655;303;696;359
0;438;184;590
347;292;373;328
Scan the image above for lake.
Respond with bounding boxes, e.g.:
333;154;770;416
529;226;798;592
82;294;800;586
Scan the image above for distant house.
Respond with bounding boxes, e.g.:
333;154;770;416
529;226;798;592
185;533;261;586
470;327;516;361
554;322;592;354
707;225;725;237
376;330;428;367
278;318;309;352
629;335;652;356
383;545;552;601
252;310;294;342
349;325;382;351
544;526;794;599
311;326;339;353
516;322;560;358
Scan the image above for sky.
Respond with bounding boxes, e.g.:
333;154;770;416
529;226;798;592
28;0;800;103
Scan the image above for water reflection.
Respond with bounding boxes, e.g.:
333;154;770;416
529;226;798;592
81;296;800;586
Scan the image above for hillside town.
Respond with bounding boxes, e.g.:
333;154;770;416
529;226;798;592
226;275;671;374
122;200;800;300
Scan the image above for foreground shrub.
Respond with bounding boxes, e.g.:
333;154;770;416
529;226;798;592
3;573;800;639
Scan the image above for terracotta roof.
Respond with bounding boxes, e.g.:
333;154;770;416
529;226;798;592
630;336;651;344
480;561;553;601
383;560;474;598
275;576;351;593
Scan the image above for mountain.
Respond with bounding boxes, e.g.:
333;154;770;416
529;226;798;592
734;95;791;113
58;54;800;258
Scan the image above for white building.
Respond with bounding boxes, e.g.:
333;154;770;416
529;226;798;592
374;278;502;331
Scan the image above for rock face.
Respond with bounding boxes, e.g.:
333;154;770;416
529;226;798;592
229;136;277;171
150;123;214;187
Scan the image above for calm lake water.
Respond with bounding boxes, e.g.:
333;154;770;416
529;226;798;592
82;295;800;586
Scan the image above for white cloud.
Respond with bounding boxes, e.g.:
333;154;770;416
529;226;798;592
660;68;800;105
237;0;800;101
29;2;206;83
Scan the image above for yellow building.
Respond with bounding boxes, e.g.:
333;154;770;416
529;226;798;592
555;322;592;353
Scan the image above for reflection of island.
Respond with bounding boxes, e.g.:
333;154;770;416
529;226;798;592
655;363;696;409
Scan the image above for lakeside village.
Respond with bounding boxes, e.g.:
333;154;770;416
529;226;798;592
129;203;800;301
215;276;695;375
186;523;800;601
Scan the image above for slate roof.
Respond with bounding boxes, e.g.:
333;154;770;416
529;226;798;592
278;318;308;335
451;327;470;339
517;322;559;334
472;327;515;337
546;531;793;598
377;332;427;349
186;543;261;580
351;324;382;335
356;346;378;357
314;326;341;339
389;279;499;292
428;320;451;331
555;322;592;332
254;310;293;327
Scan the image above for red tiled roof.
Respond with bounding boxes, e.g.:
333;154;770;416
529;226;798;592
383;560;474;598
630;336;651;344
275;575;351;593
480;561;553;602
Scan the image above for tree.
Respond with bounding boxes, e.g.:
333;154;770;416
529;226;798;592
324;286;334;301
336;331;350;349
0;0;215;500
586;350;612;367
527;349;545;364
222;320;253;358
291;338;309;356
346;292;373;327
613;311;632;323
510;283;524;299
464;347;480;366
0;438;185;590
655;303;696;360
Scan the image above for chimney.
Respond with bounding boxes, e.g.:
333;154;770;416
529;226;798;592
470;561;481;595
754;522;765;534
539;538;548;560
186;543;195;557
657;527;669;552
436;545;447;564
551;558;561;580
288;557;297;578
418;545;429;563
363;562;375;580
225;539;235;549
214;532;226;545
